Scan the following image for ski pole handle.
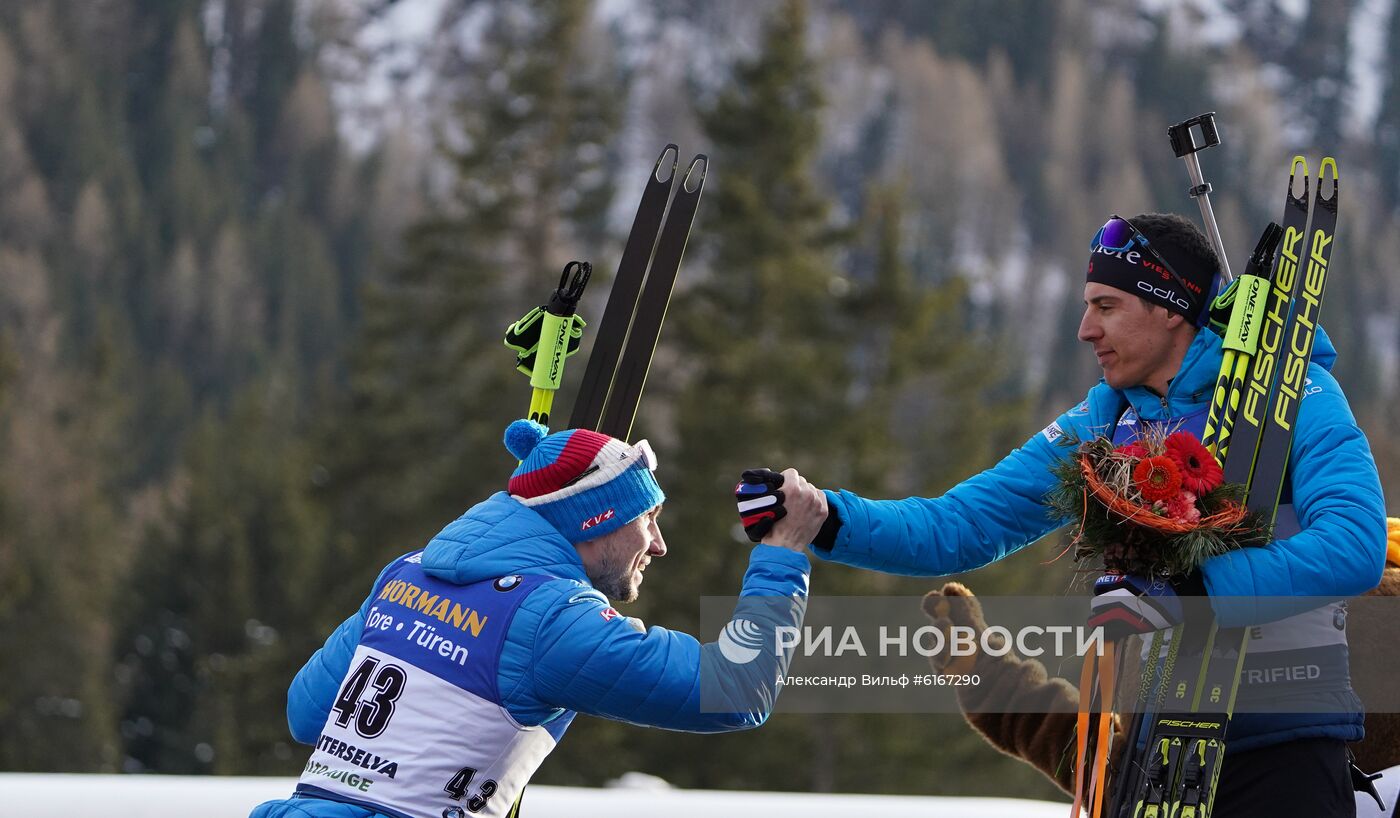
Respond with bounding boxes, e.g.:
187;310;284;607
1167;112;1233;283
529;312;573;391
516;261;592;426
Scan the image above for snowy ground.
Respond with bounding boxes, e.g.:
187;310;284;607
0;773;1070;817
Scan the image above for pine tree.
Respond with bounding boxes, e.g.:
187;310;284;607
0;0;390;771
839;187;1027;508
542;1;854;783
0;253;138;770
837;0;1069;92
655;0;853;615
317;0;622;619
1375;0;1400;213
1286;0;1353;151
538;0;1038;793
0;3;152;769
116;379;331;774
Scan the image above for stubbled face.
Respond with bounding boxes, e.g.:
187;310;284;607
577;507;666;603
1077;282;1184;393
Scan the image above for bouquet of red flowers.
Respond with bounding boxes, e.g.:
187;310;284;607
1046;428;1272;576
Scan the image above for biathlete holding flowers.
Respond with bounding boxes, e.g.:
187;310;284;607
759;214;1385;817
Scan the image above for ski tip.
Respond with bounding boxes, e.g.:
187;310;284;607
1289;156;1309;201
654;145;680;183
682;155;709;193
1319;157;1338;200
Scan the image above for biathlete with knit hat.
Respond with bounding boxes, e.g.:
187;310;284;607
753;214;1385;817
252;419;824;818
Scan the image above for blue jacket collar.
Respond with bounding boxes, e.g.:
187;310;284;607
419;492;591;586
1094;325;1337;424
1119;329;1219;421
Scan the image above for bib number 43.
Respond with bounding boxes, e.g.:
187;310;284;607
444;766;498;813
332;656;406;739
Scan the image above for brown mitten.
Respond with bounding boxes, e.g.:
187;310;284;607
922;582;1126;794
1351;564;1400;773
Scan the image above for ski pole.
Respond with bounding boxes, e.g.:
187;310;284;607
1168;113;1233;283
528;261;591;425
1200;222;1282;459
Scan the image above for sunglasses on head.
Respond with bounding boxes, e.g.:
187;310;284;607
1092;215;1201;307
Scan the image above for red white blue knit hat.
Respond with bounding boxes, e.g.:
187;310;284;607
504;419;665;544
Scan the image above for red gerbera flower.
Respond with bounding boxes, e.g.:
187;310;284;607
1165;431;1223;494
1133;456;1183;503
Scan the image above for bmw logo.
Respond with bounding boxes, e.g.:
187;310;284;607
494;575;523;592
443;808;466;818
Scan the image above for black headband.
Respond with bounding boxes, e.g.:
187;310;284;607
1086;243;1208;320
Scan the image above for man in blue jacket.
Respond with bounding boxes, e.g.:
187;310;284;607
781;214;1385;817
251;419;823;818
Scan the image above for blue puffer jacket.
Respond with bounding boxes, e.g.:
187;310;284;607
816;327;1386;749
253;492;809;818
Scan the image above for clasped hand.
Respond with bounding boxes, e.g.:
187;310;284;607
734;468;827;552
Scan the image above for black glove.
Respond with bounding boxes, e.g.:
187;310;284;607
735;468;786;543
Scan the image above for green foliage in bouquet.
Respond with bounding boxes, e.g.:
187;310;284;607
1045;429;1272;577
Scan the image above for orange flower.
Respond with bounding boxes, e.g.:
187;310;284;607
1133;456;1183;503
1165;432;1223;494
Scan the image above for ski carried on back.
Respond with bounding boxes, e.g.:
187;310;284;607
1114;156;1340;818
568;145;679;432
504;144;708;437
571;147;708;440
1220;158;1315;490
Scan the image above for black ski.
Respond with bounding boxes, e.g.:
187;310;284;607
1221;158;1311;489
569;145;680;432
594;154;708;440
1247;159;1338;515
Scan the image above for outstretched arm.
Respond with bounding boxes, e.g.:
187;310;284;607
521;472;824;731
523;544;809;732
815;418;1081;576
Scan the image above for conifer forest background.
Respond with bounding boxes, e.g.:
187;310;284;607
3;0;1399;801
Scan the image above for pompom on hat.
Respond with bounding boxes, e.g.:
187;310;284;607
504;419;665;545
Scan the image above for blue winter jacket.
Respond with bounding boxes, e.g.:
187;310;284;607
815;327;1386;749
254;492;810;818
